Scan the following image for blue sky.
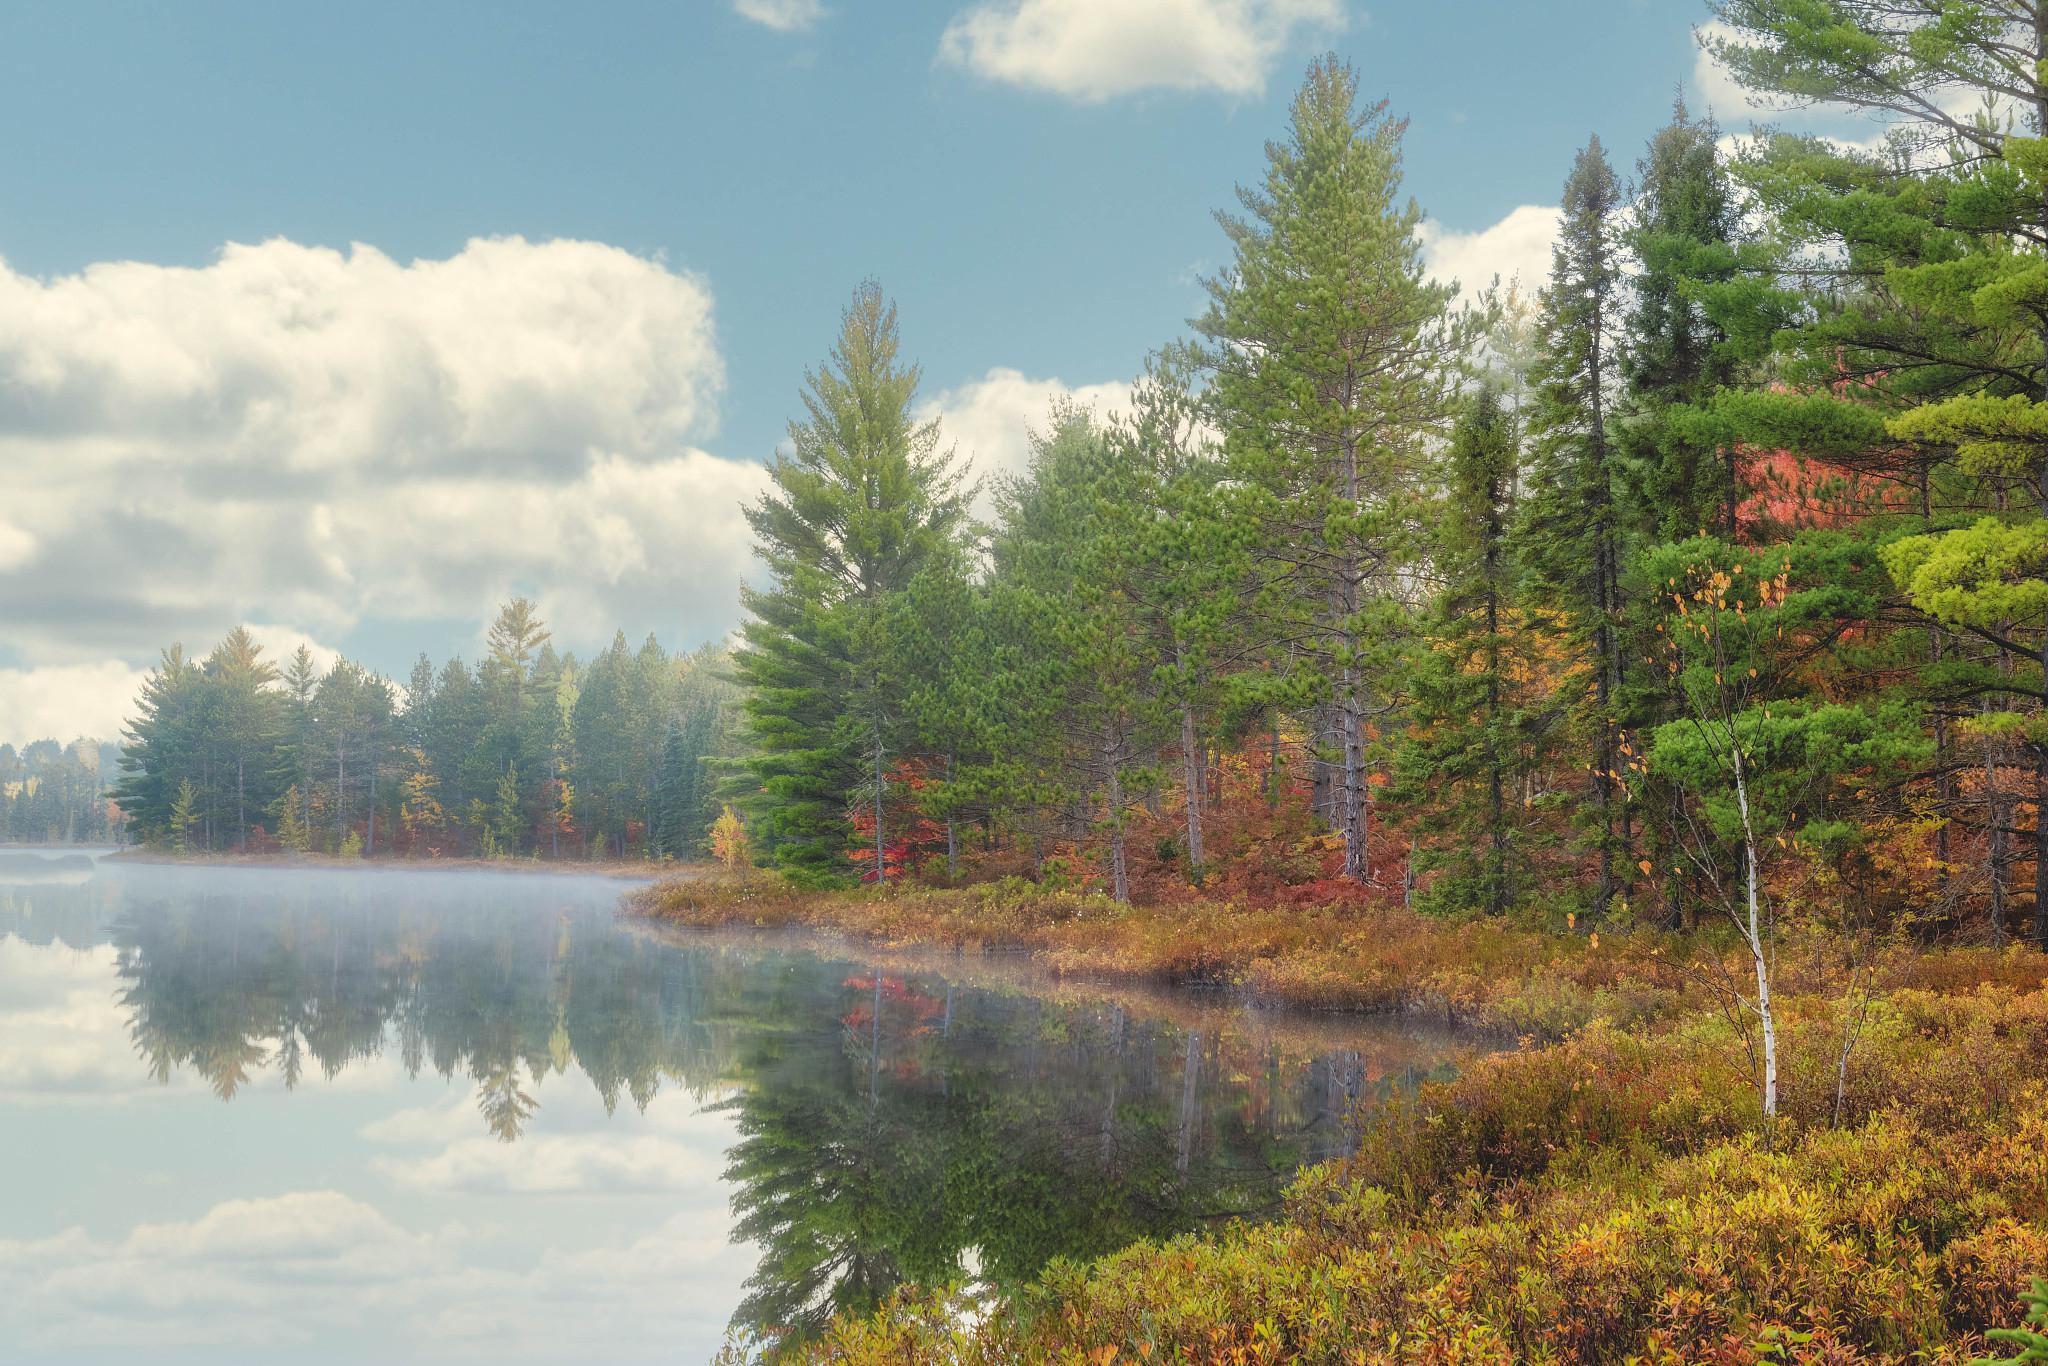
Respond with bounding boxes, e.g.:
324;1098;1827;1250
0;0;1746;744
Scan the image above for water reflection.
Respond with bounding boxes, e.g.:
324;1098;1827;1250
0;853;1456;1355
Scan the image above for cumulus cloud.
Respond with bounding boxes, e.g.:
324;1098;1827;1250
367;1088;739;1195
0;940;183;1099
938;0;1345;101
0;235;771;741
376;1130;725;1195
0;661;150;749
1418;205;1562;301
1692;19;1980;157
734;0;826;31
921;367;1133;504
0;1097;754;1354
2;1193;474;1351
1690;20;1760;123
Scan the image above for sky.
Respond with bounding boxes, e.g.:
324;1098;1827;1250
0;0;1792;747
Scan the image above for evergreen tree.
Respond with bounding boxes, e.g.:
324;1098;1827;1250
1393;386;1531;915
1521;135;1634;919
429;657;485;845
1707;0;2048;946
734;282;969;885
115;646;204;844
1199;56;1469;884
985;404;1169;902
1106;346;1245;880
203;626;281;850
1620;96;1743;540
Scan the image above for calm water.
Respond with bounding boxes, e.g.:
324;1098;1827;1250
0;850;1461;1363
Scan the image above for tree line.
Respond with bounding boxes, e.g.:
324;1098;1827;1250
0;739;124;844
733;27;2047;973
115;607;738;859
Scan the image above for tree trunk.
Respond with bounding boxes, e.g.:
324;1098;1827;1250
366;741;376;858
2035;740;2047;951
1732;743;1777;1124
1180;699;1205;876
1987;699;2008;946
871;731;887;886
1338;400;1370;884
1484;568;1506;918
1340;686;1367;882
1268;712;1281;810
944;754;958;881
1921;461;1952;894
1106;756;1130;905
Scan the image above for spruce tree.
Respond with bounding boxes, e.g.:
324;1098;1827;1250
1521;135;1634;920
203;626;281;851
1393;386;1529;915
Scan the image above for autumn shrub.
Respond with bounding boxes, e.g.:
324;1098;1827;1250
773;974;2048;1366
647;875;2048;1362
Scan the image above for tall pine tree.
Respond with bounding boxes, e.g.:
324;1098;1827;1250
1199;56;1469;884
734;283;970;885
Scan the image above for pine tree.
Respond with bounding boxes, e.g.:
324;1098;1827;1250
1199;56;1469;884
1521;135;1633;920
734;282;970;885
203;626;281;851
115;645;204;844
985;403;1169;902
651;703;715;859
1107;345;1244;881
1620;96;1742;540
1708;0;2048;947
891;563;990;880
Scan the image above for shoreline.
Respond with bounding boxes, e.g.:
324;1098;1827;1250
629;872;1680;1038
98;847;690;882
628;914;1495;1059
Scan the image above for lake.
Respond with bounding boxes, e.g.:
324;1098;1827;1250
0;850;1464;1363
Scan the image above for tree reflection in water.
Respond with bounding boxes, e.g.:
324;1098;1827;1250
0;859;1458;1347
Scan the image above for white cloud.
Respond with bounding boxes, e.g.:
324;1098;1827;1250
1690;20;1758;123
367;1088;738;1195
0;660;150;748
938;0;1345;101
734;0;826;31
376;1130;725;1194
1418;205;1562;301
0;939;199;1100
239;623;343;676
921;367;1133;506
0;517;35;571
1692;19;1986;158
0;236;771;739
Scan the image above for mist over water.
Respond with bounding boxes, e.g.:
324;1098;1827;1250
0;852;1460;1362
